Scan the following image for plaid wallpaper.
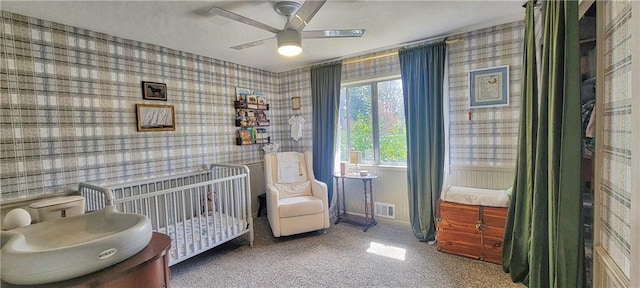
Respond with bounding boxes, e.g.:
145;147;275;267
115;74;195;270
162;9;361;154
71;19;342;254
0;10;525;202
342;49;400;82
274;68;313;153
447;21;524;167
599;0;632;278
0;11;279;201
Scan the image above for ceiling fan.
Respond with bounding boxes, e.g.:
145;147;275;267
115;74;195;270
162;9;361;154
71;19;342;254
209;0;366;57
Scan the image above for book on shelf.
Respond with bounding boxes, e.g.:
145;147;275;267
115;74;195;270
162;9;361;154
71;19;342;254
238;128;253;145
255;111;269;126
255;128;269;143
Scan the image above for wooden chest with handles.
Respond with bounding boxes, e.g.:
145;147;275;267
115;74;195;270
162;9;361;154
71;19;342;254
436;200;507;264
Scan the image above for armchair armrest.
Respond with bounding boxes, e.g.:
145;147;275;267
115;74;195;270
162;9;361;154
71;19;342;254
310;179;328;201
310;179;330;229
266;184;280;214
265;183;281;235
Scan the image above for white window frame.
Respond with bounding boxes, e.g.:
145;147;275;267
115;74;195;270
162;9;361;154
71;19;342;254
340;75;406;166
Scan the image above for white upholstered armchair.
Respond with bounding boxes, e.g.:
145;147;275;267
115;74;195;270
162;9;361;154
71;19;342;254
264;151;330;237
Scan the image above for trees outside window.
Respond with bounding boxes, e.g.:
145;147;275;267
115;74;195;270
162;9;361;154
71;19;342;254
339;78;406;165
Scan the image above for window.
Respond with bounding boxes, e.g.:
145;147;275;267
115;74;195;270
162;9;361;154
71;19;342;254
339;78;406;165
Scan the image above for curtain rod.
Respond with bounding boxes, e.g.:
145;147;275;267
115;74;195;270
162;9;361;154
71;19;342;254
522;0;539;8
340;37;463;65
311;14;523;68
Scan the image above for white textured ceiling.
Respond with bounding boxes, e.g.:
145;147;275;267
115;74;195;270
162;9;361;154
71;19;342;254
2;1;524;73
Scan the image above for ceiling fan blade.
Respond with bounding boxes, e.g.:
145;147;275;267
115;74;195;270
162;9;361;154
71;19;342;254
302;29;366;39
209;6;281;34
230;36;276;50
285;0;327;31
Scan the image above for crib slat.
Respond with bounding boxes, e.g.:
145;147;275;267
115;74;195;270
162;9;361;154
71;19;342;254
188;188;194;253
154;195;160;232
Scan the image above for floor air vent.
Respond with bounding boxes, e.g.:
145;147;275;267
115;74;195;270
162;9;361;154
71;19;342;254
374;202;395;219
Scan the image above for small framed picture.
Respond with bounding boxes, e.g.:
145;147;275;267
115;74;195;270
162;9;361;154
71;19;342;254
291;96;301;110
136;103;175;132
469;65;509;108
142;81;167;101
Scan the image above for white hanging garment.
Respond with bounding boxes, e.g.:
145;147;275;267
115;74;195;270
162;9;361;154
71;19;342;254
288;115;305;141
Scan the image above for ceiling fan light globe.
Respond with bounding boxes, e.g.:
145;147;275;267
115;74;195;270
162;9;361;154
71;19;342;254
278;45;302;57
277;29;303;57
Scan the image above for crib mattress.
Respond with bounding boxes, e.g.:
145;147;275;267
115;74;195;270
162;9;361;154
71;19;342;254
157;213;246;262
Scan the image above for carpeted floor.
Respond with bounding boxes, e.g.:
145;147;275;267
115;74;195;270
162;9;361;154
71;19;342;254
170;217;523;288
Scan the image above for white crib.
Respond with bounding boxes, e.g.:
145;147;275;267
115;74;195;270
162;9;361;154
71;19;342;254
79;164;254;266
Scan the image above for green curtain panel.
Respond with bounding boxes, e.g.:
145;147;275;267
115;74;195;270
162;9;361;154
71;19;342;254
311;63;342;205
398;42;446;242
503;1;584;287
502;1;538;282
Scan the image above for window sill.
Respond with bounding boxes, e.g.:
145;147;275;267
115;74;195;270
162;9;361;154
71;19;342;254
359;164;407;171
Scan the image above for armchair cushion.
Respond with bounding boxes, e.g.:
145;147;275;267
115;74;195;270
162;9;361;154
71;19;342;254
279;196;324;218
274;181;312;199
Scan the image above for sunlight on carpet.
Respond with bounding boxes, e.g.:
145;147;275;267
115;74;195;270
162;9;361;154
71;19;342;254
366;241;406;261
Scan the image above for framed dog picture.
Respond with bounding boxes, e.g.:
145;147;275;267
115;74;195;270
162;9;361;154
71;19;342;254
142;81;167;101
